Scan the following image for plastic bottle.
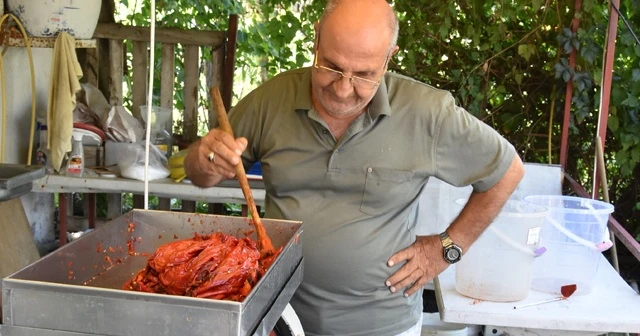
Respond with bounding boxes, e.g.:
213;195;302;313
35;122;54;174
151;127;172;158
66;133;84;177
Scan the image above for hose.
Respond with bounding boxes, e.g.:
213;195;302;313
0;14;36;165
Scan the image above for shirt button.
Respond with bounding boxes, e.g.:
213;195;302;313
322;130;329;134
367;167;373;173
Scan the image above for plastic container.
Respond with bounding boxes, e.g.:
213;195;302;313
140;105;173;158
7;0;101;39
455;199;548;302
524;195;614;295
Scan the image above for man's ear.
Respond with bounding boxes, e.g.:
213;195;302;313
313;21;320;51
390;45;400;57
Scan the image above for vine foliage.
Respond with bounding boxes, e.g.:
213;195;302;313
115;0;640;243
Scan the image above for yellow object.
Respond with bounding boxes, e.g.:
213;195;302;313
0;14;36;164
47;32;83;172
168;149;188;181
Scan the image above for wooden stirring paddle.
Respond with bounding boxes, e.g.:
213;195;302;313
210;87;276;257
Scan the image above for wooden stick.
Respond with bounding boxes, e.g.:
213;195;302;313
210;87;275;256
596;136;619;273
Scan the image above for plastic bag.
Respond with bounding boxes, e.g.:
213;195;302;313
82;83;111;122
72;83;112;128
102;105;144;143
117;142;170;181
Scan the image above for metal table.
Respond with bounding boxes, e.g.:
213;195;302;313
435;254;640;335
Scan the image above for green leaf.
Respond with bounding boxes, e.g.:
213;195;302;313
621;94;639;108
633;69;640;82
439;26;449;40
608;114;619;132
517;44;536;61
515;73;524;85
531;0;544;9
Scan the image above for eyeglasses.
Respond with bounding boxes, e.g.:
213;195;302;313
313;50;388;90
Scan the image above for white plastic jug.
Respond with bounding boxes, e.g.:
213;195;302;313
524;195;614;295
454;199;548;302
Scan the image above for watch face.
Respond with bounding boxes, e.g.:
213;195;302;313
446;248;460;260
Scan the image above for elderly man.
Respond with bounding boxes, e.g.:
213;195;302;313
185;0;524;335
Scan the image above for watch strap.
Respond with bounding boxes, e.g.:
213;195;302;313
439;231;454;248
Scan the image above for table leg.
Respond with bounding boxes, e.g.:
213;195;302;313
58;193;68;246
88;193;96;229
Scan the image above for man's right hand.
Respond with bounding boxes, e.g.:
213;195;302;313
183;128;248;188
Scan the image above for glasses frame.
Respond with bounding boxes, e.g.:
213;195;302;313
313;50;390;90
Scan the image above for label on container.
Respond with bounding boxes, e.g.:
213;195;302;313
67;155;83;176
527;227;541;245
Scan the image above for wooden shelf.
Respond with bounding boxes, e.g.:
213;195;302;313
7;36;96;48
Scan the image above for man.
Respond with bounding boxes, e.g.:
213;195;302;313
185;0;524;335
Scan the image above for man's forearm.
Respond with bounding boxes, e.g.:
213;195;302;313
446;155;525;251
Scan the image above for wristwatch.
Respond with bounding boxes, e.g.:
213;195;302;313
439;231;463;264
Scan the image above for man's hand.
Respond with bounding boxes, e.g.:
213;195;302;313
184;128;247;188
385;235;450;297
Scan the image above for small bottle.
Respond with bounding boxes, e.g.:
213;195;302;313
66;133;84;177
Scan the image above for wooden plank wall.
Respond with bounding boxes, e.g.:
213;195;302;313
88;18;237;215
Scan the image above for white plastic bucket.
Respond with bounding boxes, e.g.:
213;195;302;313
454;199;548;302
523;195;614;295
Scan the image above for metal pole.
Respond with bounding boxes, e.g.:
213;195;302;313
592;0;620;199
559;0;582;170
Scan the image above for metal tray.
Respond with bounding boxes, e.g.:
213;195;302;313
2;210;304;336
0;164;45;189
0;164;45;201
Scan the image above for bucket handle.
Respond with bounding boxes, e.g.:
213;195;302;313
545;216;612;252
487;226;546;258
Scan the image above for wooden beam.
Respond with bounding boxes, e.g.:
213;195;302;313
158;43;176;211
94;23;226;46
181;44;200;213
592;0;620;199
132;40;148;121
108;40;124;105
559;0;582;170
222;14;238;111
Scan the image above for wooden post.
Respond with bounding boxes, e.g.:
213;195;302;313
158;43;176;211
181;45;200;213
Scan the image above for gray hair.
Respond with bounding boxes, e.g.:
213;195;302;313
319;0;399;49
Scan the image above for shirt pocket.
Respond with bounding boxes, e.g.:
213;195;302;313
360;167;415;216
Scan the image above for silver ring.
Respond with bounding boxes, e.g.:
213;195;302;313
207;151;215;163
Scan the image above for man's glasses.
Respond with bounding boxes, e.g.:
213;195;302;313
313;50;388;90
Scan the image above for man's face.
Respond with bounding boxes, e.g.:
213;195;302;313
311;38;389;119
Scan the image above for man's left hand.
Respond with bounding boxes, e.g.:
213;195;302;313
385;235;450;297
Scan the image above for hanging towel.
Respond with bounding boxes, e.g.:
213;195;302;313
47;32;83;172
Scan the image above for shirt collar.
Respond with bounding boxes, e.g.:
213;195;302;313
293;68;314;113
368;76;392;119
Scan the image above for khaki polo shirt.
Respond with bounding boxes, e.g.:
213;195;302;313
227;68;515;336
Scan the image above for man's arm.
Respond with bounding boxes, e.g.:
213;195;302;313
446;154;525;251
385;155;525;297
183;129;248;188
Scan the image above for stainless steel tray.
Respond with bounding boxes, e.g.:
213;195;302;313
0;164;45;201
2;210;304;336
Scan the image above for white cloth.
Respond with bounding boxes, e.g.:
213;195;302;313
395;314;423;336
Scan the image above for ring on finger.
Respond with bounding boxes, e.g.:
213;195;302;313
207;151;215;163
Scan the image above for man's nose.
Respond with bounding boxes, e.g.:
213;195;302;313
332;75;354;97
